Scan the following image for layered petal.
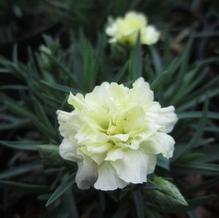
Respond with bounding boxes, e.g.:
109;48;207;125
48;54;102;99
129;77;154;107
75;159;98;189
57;110;78;139
105;148;124;161
94;162;127;190
59;139;79;162
117;106;146;134
68;93;85;110
141;25;160;45
125;11;147;28
146;104;178;133
105;11;160;45
156;106;178;133
142;132;175;158
112;150;153;183
57;77;177;191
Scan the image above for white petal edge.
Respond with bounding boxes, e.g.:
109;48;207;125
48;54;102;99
59;138;79;162
141;25;160;45
105;148;124;161
94;162;127;191
157;106;178;133
75;159;98;189
68;93;85;110
112;150;152;183
143;132;175;159
129;77;154;106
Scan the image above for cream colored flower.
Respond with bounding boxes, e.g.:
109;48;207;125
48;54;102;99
57;78;177;191
105;11;160;45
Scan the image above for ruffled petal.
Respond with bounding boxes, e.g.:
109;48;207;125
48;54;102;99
68;93;85;110
118;106;146;134
125;11;148;27
59;138;79;162
79;146;105;165
147;155;157;174
129;77;154;107
75;159;98;189
146;104;178;133
105;148;124;161
157;106;178;133
94;162;127;190
87;142;112;154
141;25;160;45
57;110;79;139
110;134;129;142
112;150;153;183
143;132;175;159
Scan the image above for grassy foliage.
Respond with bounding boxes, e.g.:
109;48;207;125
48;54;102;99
0;32;219;217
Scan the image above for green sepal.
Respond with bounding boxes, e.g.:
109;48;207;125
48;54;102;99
146;176;188;212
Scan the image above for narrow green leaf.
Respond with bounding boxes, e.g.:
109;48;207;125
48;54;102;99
12;44;18;63
40;80;79;94
0;117;30;131
199;145;219;163
5;100;33;118
178;75;219;111
170;66;207;104
148;46;162;75
0;161;42;179
0;180;50;193
113;62;128;82
129;35;142;80
82;39;97;91
173;38;193;93
46;173;75;207
173;99;208;160
174;162;219;175
0;140;39;151
176;153;204;164
151;70;169;91
0;85;28;90
45;53;78;86
32;97;54;131
5;99;56;139
38;144;64;167
152;57;180;92
178;111;219;120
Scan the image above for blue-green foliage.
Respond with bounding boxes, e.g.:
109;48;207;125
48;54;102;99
0;0;219;217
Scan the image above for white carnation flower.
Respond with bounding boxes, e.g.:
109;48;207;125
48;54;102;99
105;11;160;45
57;77;178;191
